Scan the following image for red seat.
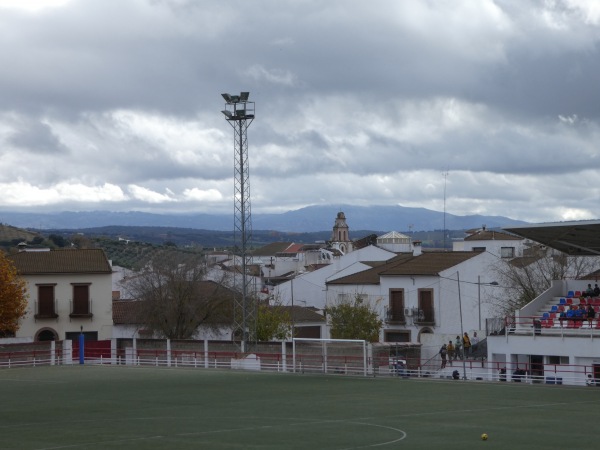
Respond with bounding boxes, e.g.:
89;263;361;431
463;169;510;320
558;305;565;312
580;298;587;305
575;291;582;297
546;319;554;328
566;298;573;305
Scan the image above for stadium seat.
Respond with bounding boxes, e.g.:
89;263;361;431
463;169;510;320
575;291;582;297
558;305;565;312
542;312;550;319
560;298;566;304
549;312;556;319
566;298;573;305
547;319;554;327
567;291;575;298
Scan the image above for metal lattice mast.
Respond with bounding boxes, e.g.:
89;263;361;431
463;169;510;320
221;92;255;352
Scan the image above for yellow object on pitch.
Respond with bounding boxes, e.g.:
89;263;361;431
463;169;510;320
481;433;488;441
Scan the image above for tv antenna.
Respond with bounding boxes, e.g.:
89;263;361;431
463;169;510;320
443;170;449;250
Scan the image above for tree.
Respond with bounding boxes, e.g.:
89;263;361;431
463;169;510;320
253;300;292;341
121;250;232;339
326;294;382;342
0;251;28;337
489;247;600;316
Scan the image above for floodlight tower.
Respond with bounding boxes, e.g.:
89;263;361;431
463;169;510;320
221;92;255;352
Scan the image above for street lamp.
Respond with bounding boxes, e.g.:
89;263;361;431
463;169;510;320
477;276;499;331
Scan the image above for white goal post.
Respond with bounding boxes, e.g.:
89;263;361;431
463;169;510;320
292;338;368;376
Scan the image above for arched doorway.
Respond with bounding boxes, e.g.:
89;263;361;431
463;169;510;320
417;327;433;343
35;328;58;341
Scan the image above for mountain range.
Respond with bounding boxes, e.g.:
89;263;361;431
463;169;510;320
0;205;527;233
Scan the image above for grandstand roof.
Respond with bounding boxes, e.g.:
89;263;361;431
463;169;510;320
504;220;600;256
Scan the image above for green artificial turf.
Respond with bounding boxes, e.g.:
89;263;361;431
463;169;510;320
0;365;598;449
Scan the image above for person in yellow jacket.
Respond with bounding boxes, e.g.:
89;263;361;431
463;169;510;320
446;340;454;365
462;332;472;356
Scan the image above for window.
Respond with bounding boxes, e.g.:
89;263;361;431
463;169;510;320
472;247;486;252
501;247;515;258
417;289;435;324
387;289;405;322
36;285;57;319
384;330;411;342
71;284;92;317
547;356;569;365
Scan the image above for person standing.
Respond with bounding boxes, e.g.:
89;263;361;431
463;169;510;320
471;331;479;353
446;340;454;365
462;332;472;356
439;344;448;369
454;335;462;360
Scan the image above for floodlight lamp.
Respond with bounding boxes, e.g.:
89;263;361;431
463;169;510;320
230;95;240;103
221;93;232;102
240;92;250;101
221;110;233;118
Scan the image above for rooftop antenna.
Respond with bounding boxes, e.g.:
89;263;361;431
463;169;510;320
443;169;449;250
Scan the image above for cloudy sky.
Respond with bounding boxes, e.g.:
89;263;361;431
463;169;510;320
0;0;599;224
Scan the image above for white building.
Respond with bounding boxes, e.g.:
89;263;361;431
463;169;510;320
8;248;114;341
452;226;526;258
325;250;502;360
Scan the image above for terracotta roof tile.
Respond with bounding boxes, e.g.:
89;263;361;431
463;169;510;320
327;252;481;285
8;248;112;275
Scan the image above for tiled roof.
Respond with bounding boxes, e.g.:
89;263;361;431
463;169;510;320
112;300;144;324
8;248;112;275
113;280;236;325
465;230;521;241
327;252;481;285
113;297;323;325
278;305;325;323
251;242;295;256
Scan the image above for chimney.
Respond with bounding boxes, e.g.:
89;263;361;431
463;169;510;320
413;240;422;256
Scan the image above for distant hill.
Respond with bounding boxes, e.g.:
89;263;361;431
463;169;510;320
0;204;526;232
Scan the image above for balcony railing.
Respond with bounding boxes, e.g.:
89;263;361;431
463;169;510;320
34;299;58;320
384;306;405;324
69;299;93;319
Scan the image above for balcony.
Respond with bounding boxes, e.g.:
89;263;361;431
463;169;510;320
413;309;435;326
69;299;93;320
384;306;405;324
34;299;58;320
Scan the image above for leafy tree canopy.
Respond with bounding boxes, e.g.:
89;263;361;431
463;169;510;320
0;251;28;336
326;294;382;342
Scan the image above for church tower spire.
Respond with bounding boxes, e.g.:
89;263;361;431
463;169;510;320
331;211;352;254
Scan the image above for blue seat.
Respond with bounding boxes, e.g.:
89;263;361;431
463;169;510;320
559;298;566;304
551;305;558;312
542;312;550;319
567;291;574;298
